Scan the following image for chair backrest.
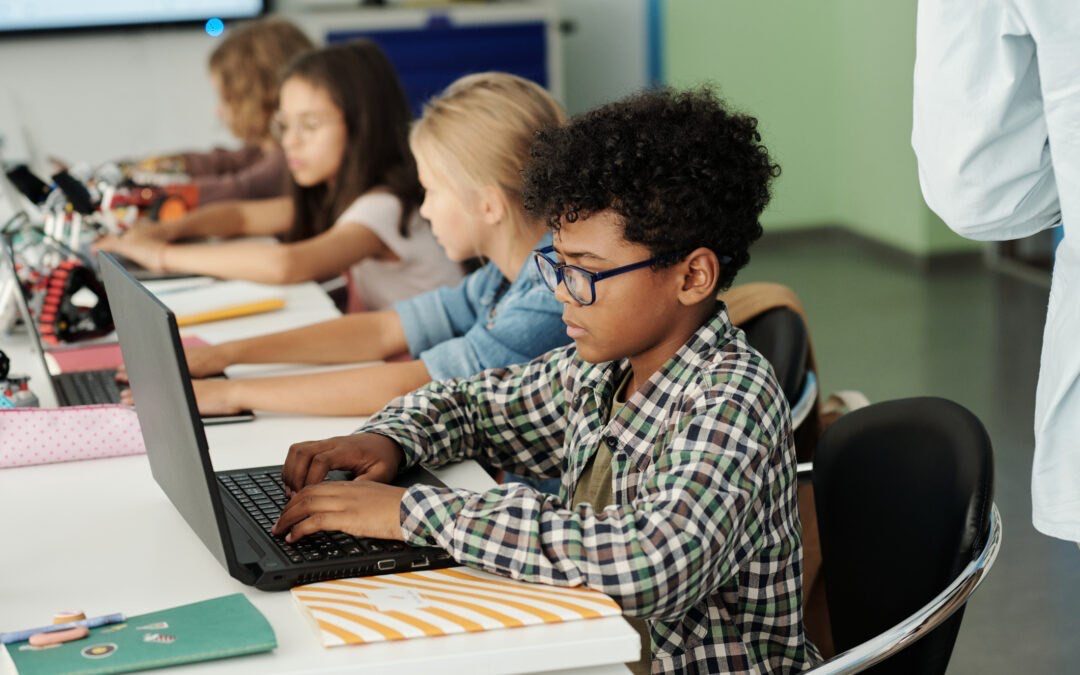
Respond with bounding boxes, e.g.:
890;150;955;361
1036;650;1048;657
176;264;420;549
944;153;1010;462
813;397;994;675
740;307;809;407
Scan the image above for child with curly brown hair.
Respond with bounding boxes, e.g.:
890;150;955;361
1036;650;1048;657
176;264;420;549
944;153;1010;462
272;87;821;674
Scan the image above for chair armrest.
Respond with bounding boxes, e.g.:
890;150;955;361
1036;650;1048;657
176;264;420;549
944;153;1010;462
803;504;1003;674
791;371;818;429
797;462;814;479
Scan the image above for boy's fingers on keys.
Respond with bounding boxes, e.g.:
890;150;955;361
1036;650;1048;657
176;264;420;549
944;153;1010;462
273;491;341;537
282;440;322;491
283;511;346;542
355;462;395;483
302;451;339;489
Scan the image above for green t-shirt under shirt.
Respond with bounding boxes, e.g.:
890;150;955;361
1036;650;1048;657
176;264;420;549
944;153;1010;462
571;368;650;675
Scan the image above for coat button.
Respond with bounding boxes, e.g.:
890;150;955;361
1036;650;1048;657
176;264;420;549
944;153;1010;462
604;436;618;449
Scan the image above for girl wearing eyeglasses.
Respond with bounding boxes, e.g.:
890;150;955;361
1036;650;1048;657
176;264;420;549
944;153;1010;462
118;72;572;418
96;40;462;312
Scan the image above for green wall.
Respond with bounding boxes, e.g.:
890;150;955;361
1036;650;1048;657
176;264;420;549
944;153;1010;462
664;0;977;256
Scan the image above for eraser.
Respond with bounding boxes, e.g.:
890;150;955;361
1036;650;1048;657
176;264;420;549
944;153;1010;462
28;626;89;647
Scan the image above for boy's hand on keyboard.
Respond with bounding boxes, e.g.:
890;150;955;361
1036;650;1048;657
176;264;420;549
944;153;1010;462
272;479;407;542
282;433;404;495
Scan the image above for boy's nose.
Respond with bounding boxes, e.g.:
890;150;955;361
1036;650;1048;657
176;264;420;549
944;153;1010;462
553;279;578;306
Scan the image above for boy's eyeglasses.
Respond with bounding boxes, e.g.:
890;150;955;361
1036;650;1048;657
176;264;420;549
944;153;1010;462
532;246;663;306
532;246;733;306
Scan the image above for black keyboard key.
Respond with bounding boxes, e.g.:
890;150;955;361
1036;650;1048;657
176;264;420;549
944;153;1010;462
55;376;79;406
55;369;121;405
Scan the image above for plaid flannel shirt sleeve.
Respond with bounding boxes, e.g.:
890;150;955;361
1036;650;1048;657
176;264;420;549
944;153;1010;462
359;344;574;481
372;378;781;621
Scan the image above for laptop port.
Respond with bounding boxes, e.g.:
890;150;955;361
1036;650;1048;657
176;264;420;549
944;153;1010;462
377;559;397;571
410;556;430;569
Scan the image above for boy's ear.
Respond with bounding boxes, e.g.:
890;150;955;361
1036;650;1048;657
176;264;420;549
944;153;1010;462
476;185;509;228
677;247;721;305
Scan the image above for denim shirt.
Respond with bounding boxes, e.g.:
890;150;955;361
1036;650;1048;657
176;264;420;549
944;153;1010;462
393;233;569;380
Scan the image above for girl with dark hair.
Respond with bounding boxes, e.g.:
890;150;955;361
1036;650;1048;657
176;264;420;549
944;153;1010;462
96;41;462;311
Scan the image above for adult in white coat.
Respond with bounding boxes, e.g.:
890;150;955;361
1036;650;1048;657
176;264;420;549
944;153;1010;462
912;0;1079;543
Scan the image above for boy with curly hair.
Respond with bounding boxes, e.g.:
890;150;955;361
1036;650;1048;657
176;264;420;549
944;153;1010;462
273;88;821;674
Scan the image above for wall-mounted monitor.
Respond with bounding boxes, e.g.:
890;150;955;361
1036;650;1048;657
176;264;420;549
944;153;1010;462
0;0;265;36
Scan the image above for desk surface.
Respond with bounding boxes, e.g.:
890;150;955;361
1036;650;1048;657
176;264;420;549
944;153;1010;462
0;281;637;674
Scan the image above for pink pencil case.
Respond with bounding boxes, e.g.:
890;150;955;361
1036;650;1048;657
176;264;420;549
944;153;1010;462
0;405;146;468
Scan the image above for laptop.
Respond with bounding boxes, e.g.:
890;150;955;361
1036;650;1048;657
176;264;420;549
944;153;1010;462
98;251;452;591
1;239;253;424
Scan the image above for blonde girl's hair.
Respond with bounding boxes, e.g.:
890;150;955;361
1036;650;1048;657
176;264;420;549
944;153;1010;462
208;17;314;145
410;72;566;228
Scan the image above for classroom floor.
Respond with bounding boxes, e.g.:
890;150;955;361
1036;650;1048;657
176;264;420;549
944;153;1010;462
741;233;1079;674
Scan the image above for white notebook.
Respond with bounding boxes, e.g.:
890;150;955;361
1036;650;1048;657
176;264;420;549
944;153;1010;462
153;280;286;327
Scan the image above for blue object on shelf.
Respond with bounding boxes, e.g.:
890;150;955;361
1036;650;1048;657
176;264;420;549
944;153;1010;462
327;20;548;115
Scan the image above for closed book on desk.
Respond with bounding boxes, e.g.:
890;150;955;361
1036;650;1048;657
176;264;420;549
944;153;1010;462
156;281;286;327
5;593;276;674
291;566;622;647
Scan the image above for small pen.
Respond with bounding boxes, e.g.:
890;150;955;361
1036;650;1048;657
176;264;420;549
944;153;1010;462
0;613;125;644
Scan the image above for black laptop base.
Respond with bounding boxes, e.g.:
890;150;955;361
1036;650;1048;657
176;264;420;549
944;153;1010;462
218;465;454;592
53;368;121;406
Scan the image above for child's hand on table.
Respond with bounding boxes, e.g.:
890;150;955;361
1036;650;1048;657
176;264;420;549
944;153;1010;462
93;228;168;272
183;344;233;378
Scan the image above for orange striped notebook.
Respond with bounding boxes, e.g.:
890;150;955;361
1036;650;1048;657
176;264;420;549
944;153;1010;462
291;567;623;647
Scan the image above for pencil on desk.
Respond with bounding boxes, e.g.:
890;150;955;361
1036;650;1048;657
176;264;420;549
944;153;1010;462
175;298;286;327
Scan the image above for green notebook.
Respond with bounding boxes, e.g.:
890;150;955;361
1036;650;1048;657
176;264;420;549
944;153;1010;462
5;593;276;675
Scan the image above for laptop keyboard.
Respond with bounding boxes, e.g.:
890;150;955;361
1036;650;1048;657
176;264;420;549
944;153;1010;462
54;369;121;406
218;471;407;565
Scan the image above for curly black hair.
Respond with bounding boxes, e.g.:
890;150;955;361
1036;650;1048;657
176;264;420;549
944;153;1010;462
522;87;779;291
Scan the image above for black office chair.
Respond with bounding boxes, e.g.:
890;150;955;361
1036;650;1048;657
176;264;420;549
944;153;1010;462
741;307;815;427
802;397;1001;674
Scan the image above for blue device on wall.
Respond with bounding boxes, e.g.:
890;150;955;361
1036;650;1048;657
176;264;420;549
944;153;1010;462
327;14;549;115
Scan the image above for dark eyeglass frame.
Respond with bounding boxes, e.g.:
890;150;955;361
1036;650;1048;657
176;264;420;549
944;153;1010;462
532;246;733;306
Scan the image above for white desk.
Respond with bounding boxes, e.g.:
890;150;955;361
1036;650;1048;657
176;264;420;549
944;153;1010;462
0;282;637;674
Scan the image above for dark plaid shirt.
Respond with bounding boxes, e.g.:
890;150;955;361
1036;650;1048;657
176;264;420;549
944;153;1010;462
362;307;820;673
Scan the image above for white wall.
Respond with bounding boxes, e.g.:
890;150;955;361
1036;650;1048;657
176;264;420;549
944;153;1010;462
0;28;234;170
557;0;649;115
0;1;647;172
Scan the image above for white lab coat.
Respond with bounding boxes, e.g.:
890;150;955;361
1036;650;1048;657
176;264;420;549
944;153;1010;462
913;0;1080;541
